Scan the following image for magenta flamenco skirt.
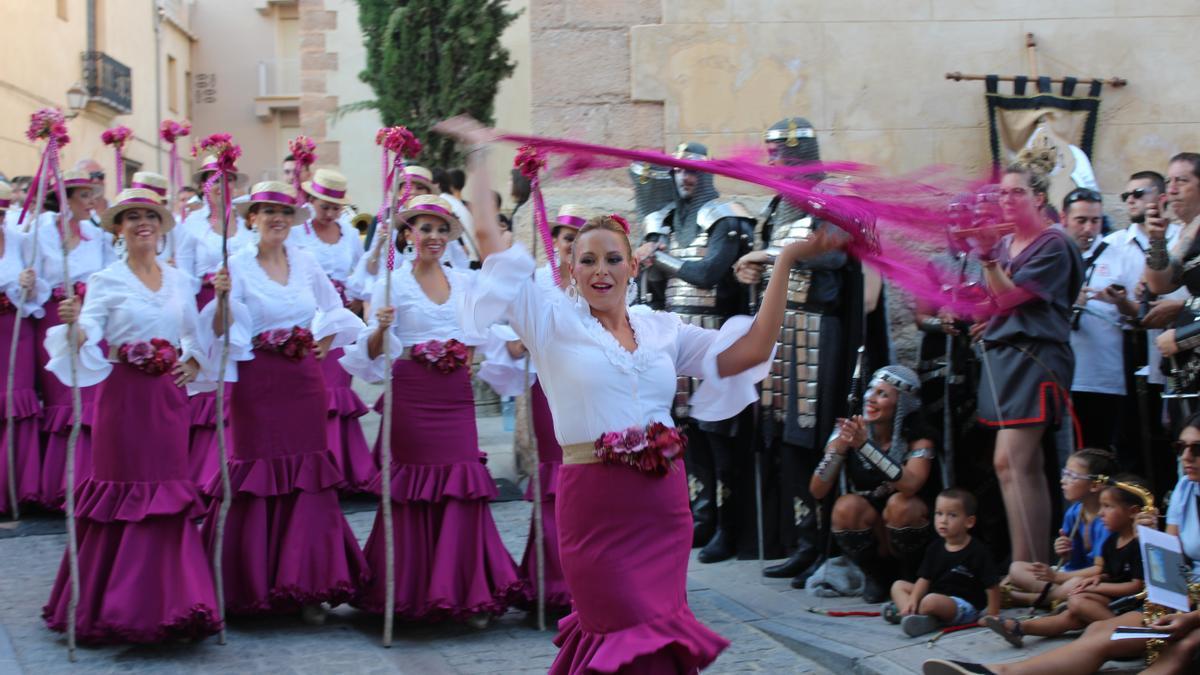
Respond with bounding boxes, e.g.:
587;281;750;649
0;314;43;515
201;350;368;615
35;298;95;510
43;363;221;644
355;359;520;621
517;381;570;610
187;384;232;492
322;347;375;493
550;462;729;674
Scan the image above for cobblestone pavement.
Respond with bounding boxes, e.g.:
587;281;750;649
0;499;828;674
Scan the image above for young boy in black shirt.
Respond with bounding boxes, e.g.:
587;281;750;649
889;488;1001;637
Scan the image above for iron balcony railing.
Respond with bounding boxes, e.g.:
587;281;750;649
81;51;132;113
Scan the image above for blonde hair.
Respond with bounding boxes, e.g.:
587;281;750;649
572;214;633;262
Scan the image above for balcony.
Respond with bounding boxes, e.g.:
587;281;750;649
81;51;132;114
254;58;299;119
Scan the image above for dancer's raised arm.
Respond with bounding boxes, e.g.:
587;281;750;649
433;116;505;261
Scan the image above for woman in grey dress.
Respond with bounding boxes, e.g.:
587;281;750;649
974;164;1083;564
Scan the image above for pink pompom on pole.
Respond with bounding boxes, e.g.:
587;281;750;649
160;120;191;218
288;135;318;232
514;145;559;285
375;126;423;272
101;125;133;190
192;134;243;239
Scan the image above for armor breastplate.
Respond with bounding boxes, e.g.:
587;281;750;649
760;215;820;427
665;229;720;318
762;216;814;308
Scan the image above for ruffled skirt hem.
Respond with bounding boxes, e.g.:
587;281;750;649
369;461;498;503
202;450;344;498
550;605;729;674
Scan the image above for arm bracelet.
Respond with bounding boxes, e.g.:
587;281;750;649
1146;238;1171;271
814;451;845;482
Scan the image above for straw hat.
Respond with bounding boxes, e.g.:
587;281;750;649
130;171;168;200
394;194;463;240
401;165;436;195
192;155;247;186
61;169;97;190
554;204;590;232
301;168;350;206
0;183;13;212
235;181;299;218
99;189;176;233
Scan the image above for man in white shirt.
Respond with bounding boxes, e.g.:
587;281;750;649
1065;188;1142;449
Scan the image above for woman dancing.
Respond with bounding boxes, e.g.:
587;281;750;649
200;182;368;623
341;194;520;627
42;188;221;643
441;117;825;674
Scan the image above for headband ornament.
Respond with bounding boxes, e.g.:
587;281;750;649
609;213;630;234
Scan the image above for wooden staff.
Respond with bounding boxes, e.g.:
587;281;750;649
380;168;399;647
50;148;82;662
526;218;547;631
212;171;234;645
4;152;48;521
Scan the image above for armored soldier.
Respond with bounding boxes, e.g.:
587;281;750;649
734;118;861;586
634;142;757;563
629;161;676;310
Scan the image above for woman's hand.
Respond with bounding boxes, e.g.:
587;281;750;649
1150;611;1200;640
375;305;396;330
1069;575;1101;595
734;250;772;285
57;296;81;324
1135;507;1159;529
18;268;36;293
634;241;663;268
314;335;334;361
900;600;918;616
1031;561;1058;583
212;268;231;298
1157;329;1180;357
172;358;200;387
432;116;499;147
1052;529;1073;558
834;416;868;452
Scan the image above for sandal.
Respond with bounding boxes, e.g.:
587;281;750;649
882;601;901;624
982;615;1024;648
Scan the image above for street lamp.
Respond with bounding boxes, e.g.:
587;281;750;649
66;82;89;118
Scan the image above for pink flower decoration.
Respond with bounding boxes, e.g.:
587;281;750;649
379;126;422;159
160;119;191;144
608;213;630;234
593;422;686;476
26;108;69;145
288;135;317;169
194;133;242;172
514;145;546;179
101;125;133;149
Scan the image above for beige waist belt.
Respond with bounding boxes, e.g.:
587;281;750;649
561;442;600;466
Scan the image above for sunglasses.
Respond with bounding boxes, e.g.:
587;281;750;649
1121;187;1152;201
1173;441;1200;456
1061;468;1091;482
1063;188;1102;210
89;171;106;181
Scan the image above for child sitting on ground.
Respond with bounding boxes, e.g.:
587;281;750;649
981;475;1148;648
888;488;1001;637
1003;448;1116;609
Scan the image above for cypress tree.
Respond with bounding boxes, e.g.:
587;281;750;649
354;0;519;169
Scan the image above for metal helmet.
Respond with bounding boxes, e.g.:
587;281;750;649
866;365;922;466
764;117;820;167
669;141;719;245
629;162;676;220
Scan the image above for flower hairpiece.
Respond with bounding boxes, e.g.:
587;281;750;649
377;126;422;159
159;119;191;144
26;108;69;145
101;125;133;149
608;213;630;234
514;145;546;179
288;135;317;168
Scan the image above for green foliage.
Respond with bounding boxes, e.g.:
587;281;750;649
354;0;519;169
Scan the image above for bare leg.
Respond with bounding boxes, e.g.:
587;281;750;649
994;426;1050;563
918;593;960;623
891;579;915;607
986;613;1144;675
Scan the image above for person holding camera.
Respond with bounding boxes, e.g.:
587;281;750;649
1063;188;1141;450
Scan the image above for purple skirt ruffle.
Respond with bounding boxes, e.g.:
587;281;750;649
321;348;375;493
44;364;219;645
187;385;232;491
202;351;367;615
36;302;97;510
356;359;519;621
518;381;570;609
0;314;42;514
549;463;728;674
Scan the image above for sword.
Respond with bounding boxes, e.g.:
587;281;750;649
941;332;955;489
748;280;766;567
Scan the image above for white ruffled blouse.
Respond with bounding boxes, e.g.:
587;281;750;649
0;229;50;318
175;223;256;294
35;213;115;290
44;261;209;388
458;244;771;447
200;241;363;377
288;220;364;285
339;260;485;383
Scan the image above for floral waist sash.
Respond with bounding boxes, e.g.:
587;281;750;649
115;338;179;376
562;423;687;476
51;281;87;302
409;338;469;373
253;326;316;361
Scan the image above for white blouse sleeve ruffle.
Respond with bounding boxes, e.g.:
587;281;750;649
476;323;532;397
456;243;541;345
675;314;776;423
339;276;402;383
44;277;113;387
5;278;50;318
307;251;364;348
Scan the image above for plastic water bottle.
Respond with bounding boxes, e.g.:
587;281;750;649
501;396;515;431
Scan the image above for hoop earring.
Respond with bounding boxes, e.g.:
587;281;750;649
566;277;579;301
